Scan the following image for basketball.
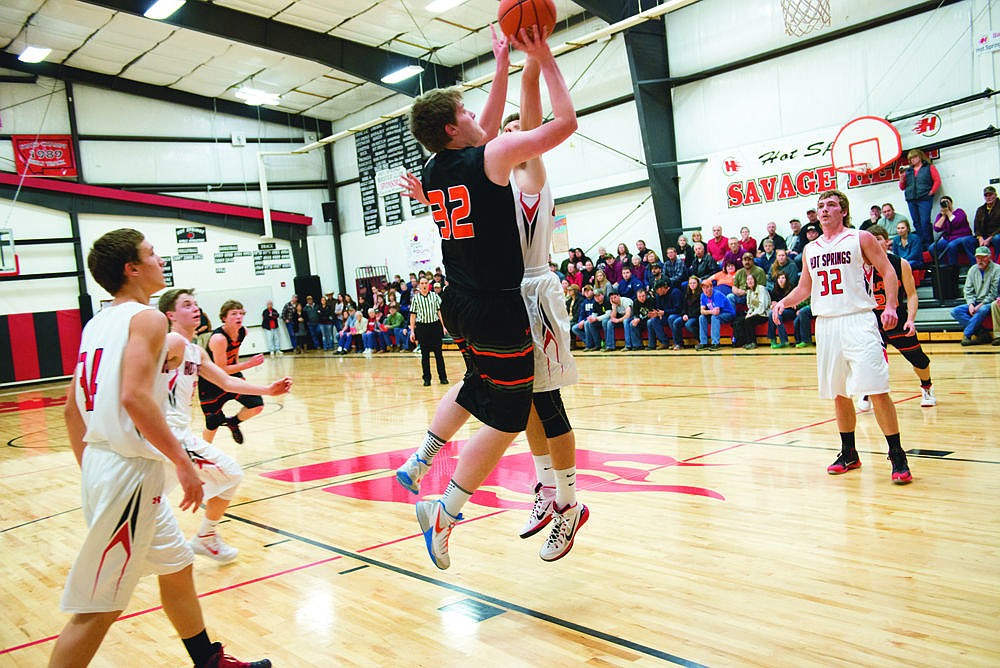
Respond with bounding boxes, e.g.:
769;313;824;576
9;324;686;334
498;0;557;40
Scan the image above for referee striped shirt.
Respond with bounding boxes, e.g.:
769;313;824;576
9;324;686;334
410;291;441;323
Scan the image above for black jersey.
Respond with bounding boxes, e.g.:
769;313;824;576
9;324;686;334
199;326;246;400
872;252;907;322
422;145;522;292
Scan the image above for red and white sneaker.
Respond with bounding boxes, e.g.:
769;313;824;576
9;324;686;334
519;483;555;538
198;642;271;668
827;451;861;475
889;450;913;485
539;502;589;562
191;532;239;563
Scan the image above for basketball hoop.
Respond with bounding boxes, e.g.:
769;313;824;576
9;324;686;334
830;117;902;176
780;0;831;37
838;163;873;176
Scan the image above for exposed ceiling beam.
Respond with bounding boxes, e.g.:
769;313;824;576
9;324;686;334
81;0;459;97
570;0;640;24
0;52;308;126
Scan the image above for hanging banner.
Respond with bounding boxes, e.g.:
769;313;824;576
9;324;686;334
11;135;77;177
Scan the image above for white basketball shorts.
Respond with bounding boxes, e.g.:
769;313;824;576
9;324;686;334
163;433;244;502
815;310;891;400
61;446;193;614
521;270;578;393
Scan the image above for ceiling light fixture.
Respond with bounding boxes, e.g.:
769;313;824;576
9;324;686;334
381;65;424;85
18;46;51;63
425;0;465;13
235;86;280;106
143;0;186;20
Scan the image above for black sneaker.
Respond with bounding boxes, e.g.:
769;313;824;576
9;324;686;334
708;344;720;351
827;450;861;474
198;642;271;668
225;417;244;445
888;449;912;484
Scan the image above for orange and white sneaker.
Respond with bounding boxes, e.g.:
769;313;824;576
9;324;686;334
191;531;239;563
416;500;462;570
539;502;589;562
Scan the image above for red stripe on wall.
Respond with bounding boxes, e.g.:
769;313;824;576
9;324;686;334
7;314;40;381
0;173;311;226
56;310;82;375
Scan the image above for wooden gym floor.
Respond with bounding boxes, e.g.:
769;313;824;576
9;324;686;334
1;346;998;667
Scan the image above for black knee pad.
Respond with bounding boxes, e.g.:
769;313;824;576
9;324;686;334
204;411;228;431
532;389;572;438
900;346;930;371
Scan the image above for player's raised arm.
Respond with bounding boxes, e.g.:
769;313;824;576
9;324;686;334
511;54;546;195
484;28;577;184
476;24;511;144
197;347;292;396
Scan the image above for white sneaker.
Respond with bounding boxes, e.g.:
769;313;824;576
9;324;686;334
856;395;872;412
519;483;555;538
395;453;430;494
539;502;590;562
191;531;238;563
920;386;937;407
416;500;461;570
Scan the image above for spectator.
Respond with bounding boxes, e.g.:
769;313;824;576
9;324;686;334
580;259;596;286
603;291;633;352
599;253;622;283
363;308;390;354
756;238;777;273
648;280;681;350
710;260;738;295
281;294;299;352
860;205;881;231
697;278;736;351
689;242;718;280
565;284;583;320
967;185;1000;258
337;307;358;353
662;247;687;289
928;195;974;266
261;300;280;356
793;299;814;348
616;243;633;267
951;246;1000;345
731;252;766;306
768;249;800;290
629;254;646;283
317;295;335;350
675;234;692;263
644;250;663;276
558;249;575;275
706;225;728;262
294;303;308;354
767;272;796;348
635;239;653;265
669;275;702;350
303;295;321;349
898;148;941;247
732;273;770;349
722;237;743;268
587;268;612;299
384;303;409;351
794;222;821;268
738;226;757;256
785;218;803;260
879;202;909;231
627;287;654;350
352;308;369;353
690;230;705;247
616;266;644;301
584;289;610;350
761;221;786;251
565;262;584;289
572;284;599;351
645;261;666;292
194;309;212;348
891;220;924;269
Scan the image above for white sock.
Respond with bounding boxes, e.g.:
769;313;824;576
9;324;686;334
440;479;472;519
416;430;446;463
553;466;577;508
199;518;219;536
533;454;555;487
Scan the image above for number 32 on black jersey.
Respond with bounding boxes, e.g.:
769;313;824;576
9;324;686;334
428;186;476;240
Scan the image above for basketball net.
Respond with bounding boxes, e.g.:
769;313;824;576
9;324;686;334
780;0;831;37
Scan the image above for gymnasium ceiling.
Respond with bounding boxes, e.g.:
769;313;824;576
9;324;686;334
0;0;606;124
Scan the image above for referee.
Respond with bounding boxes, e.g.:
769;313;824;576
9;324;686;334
410;276;449;386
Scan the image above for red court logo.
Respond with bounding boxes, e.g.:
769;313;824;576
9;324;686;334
262;441;725;507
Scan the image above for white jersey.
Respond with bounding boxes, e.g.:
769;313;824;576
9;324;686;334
165;340;202;435
74;302;168;460
514;181;556;273
803;228;876;317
